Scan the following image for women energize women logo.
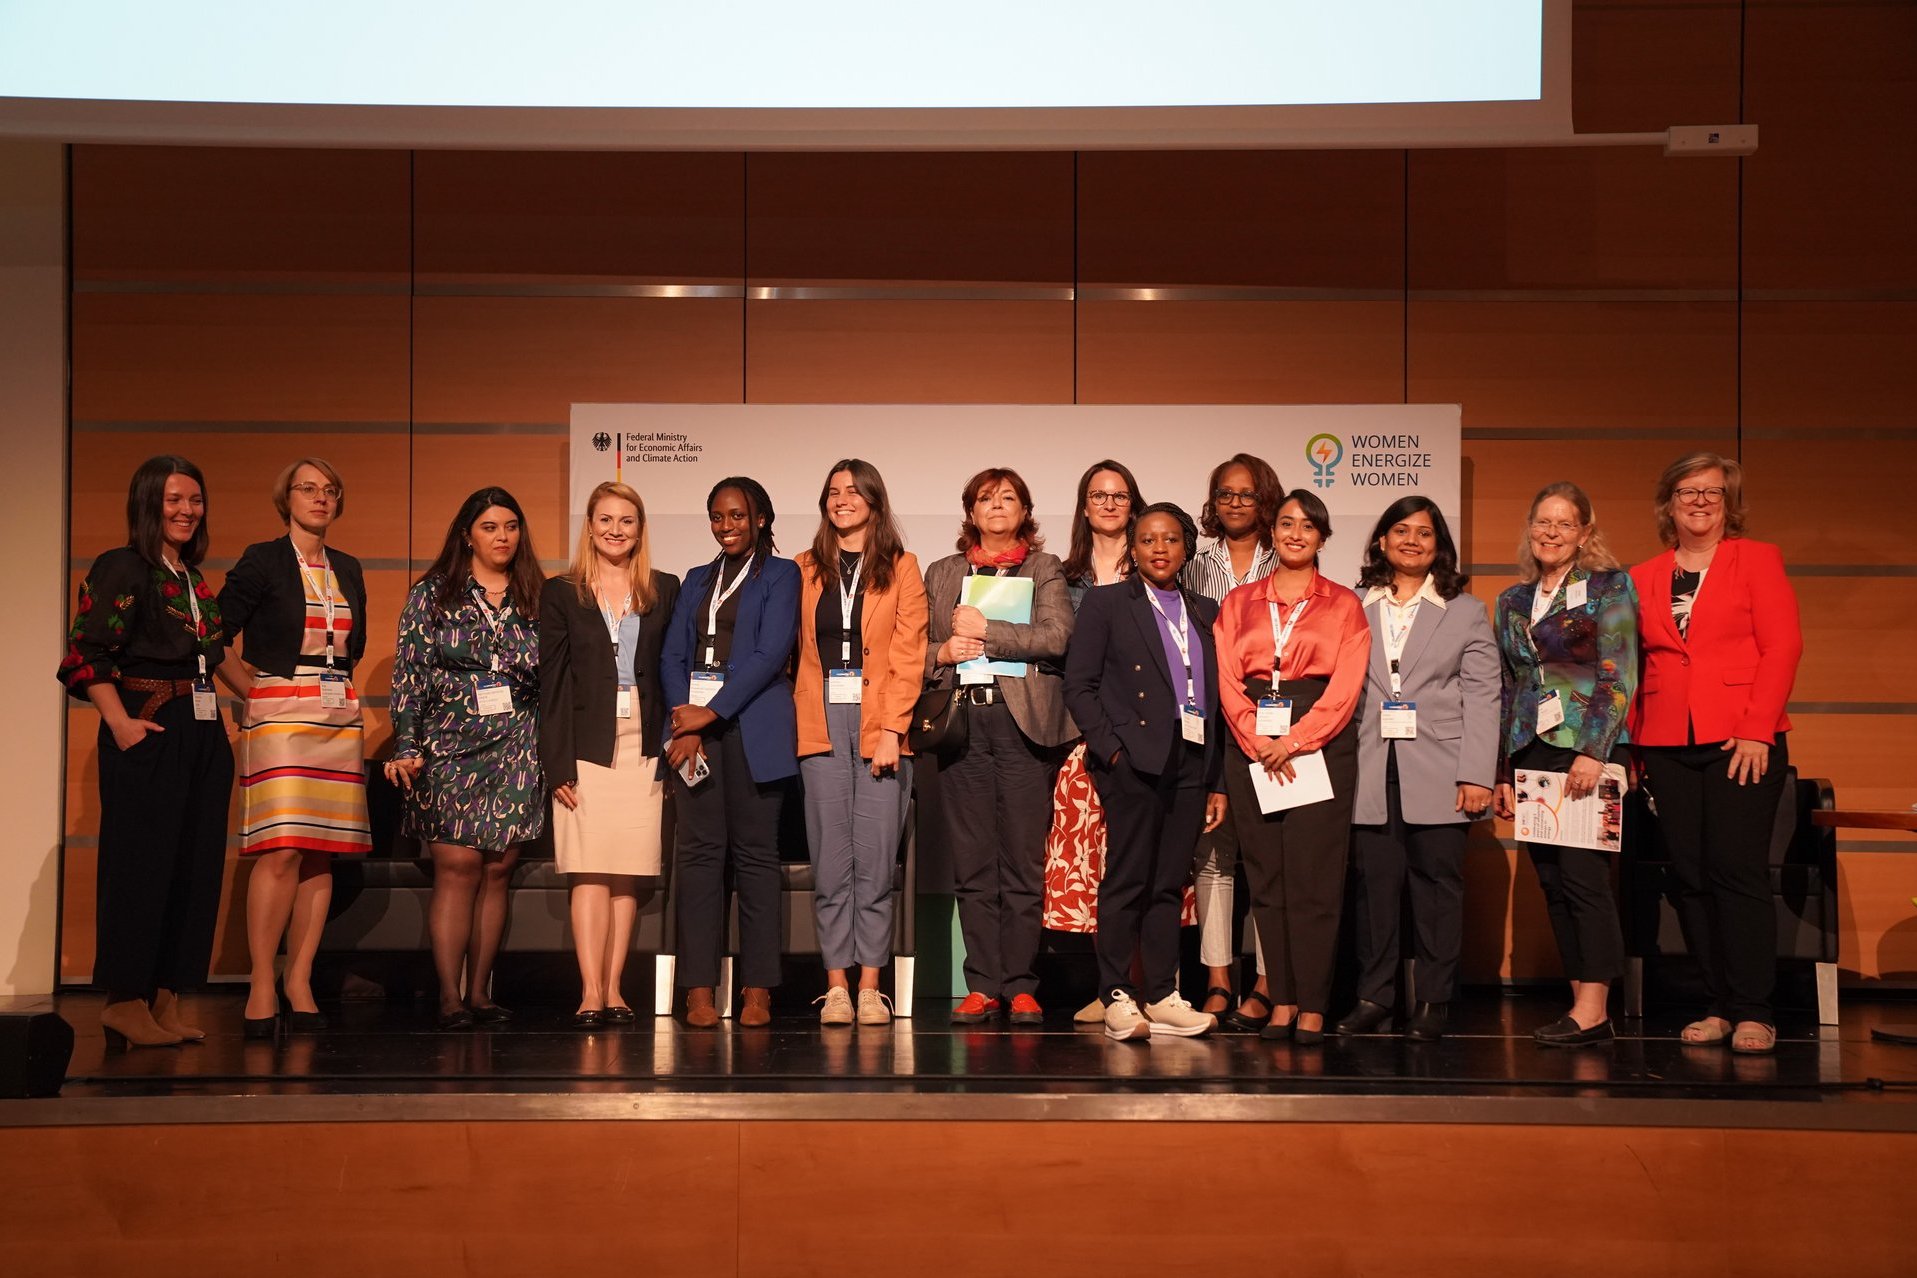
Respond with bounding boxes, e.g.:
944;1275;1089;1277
1306;434;1344;488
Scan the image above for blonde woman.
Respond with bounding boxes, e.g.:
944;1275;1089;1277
539;483;681;1027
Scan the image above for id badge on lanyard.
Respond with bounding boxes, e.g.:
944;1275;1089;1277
319;672;350;709
1146;586;1202;745
601;594;635;719
689;671;724;707
830;555;864;703
1181;703;1206;745
471;588;512;715
1255;697;1292;737
173;562;219;721
1537;688;1565;734
1380;655;1415;738
1263;592;1309;737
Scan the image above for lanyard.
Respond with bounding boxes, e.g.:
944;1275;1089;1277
166;557;208;678
704;555;753;667
596;586;629;646
1382;593;1420;698
1227;544;1271;591
836;552;863;667
1265;588;1311;694
472;586;507;673
293;544;338;668
1145;586;1195;705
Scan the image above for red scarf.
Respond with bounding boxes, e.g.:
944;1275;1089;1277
967;540;1030;570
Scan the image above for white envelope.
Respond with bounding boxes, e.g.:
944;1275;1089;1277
1247;752;1334;814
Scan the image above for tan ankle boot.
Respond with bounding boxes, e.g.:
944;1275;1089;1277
151;989;205;1042
101;999;183;1050
739;987;772;1028
684;987;720;1028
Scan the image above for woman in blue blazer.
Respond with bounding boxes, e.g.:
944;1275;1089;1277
660;476;801;1028
1063;503;1228;1041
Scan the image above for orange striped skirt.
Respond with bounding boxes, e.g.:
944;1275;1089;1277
238;673;373;857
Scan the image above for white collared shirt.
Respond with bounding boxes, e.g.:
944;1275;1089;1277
1364;575;1448;669
1183;538;1275;603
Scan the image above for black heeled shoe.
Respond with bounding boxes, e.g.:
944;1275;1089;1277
469;1003;514;1025
1291;1020;1326;1046
604;1005;637;1025
285;1010;328;1033
1405;1002;1449;1042
1259;1017;1294;1042
436;1008;475;1032
243;1015;280;1040
571;1010;605;1029
1228;991;1275;1033
1333;1000;1394;1036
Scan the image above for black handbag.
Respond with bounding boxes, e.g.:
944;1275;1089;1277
908;683;969;757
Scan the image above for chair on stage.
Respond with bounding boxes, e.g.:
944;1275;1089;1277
1618;766;1841;1025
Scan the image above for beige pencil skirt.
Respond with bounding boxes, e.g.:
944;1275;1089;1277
552;706;664;876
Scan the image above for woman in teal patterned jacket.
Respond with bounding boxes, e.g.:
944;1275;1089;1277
1490;482;1638;1048
385;487;546;1031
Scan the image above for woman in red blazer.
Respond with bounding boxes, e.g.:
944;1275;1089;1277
1630;452;1802;1054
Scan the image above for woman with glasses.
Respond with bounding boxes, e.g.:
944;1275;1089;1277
1629;453;1801;1055
1048;460;1148;1025
1183;452;1285;1029
1492;483;1638;1047
217;458;373;1037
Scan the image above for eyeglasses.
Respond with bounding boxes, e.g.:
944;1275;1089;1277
1673;486;1727;505
1086;492;1132;508
291;483;341;501
1212;489;1259;508
1529;519;1584;536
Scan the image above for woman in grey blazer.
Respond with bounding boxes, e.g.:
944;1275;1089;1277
923;467;1075;1026
1335;497;1498;1043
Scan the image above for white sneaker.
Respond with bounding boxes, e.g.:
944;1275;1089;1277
1143;991;1216;1038
1103;991;1151;1042
856;988;893;1026
815;987;854;1026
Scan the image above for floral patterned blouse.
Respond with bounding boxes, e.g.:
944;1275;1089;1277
390;575;540;763
59;546;225;694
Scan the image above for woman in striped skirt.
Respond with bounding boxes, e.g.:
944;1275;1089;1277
218;458;374;1036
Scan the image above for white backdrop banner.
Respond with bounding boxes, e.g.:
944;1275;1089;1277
568;404;1460;587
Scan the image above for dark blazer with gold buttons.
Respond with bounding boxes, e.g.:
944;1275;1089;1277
1062;578;1224;789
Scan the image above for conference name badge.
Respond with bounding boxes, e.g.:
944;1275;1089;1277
1255;696;1292;737
1536;688;1565;733
1381;700;1418;739
616;687;633;719
688;671;724;707
191;677;219;722
319;672;349;709
1565;579;1587;610
828;668;864;704
1181;703;1206;745
473;676;513;716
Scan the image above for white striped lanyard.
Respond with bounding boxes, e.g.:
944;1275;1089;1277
1145;586;1195;705
165;556;207;679
836;552;863;667
704;555;753;668
294;545;337;668
472;586;507;673
1383;594;1420;698
1265;592;1311;696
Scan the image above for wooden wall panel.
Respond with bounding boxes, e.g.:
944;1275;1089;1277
1076;150;1403;288
745;152;1073;284
70;147;410;284
1571;0;1743;134
406;432;574;571
1076;301;1403;405
744;301;1074;403
414;151;745;282
1792;579;1917;703
1838;855;1917;981
1741;302;1916;431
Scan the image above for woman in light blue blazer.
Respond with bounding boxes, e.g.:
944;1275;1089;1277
660;476;800;1028
1335;497;1499;1043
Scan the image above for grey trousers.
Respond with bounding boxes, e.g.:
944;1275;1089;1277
801;699;912;971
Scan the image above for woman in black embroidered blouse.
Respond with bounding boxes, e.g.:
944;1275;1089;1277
58;455;234;1049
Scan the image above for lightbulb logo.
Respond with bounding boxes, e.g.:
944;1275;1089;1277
1305;434;1344;489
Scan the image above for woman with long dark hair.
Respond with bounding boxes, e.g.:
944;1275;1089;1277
539;481;680;1027
1334;496;1498;1043
661;476;801;1028
794;460;927;1025
385;487;546;1031
60;455;234;1048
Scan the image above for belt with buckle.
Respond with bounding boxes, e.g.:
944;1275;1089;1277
961;686;998;706
120;676;197;721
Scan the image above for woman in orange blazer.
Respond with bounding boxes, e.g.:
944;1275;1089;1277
1630;451;1802;1055
794;459;929;1027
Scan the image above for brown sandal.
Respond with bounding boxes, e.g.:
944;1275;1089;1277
1730;1022;1776;1054
1681;1017;1731;1045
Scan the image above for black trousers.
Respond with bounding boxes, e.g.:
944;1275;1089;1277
673;723;788;989
1225;686;1358;1017
1351;758;1468;1006
1090;739;1208;1006
94;695;234;999
1640;733;1789;1025
942;699;1055;1000
1515;741;1625;985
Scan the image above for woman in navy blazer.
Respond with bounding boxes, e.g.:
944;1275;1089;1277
660;476;801;1028
1063;503;1227;1041
1630;452;1802;1054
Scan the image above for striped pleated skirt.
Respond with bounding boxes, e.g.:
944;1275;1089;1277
238;673;374;857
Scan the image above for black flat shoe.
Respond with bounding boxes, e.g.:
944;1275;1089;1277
571;1010;605;1029
285;1010;328;1032
1405;1002;1449;1042
1291;1022;1326;1046
1259;1018;1294;1042
243;1015;279;1040
1200;985;1235;1017
1227;991;1274;1033
604;1005;637;1024
1533;1015;1614;1047
436;1009;475;1032
1333;999;1394;1036
468;1003;514;1025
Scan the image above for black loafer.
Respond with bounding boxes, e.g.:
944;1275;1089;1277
571;1010;605;1029
436;1009;475;1032
604;1005;637;1024
1333;1000;1394;1036
1533;1015;1614;1047
469;1003;514;1025
1291;1023;1326;1046
1259;1019;1294;1042
1405;1002;1449;1043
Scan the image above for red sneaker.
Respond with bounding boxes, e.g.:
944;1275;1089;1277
1008;994;1044;1025
950;992;1001;1024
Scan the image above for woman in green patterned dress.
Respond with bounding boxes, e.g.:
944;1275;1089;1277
386;488;546;1031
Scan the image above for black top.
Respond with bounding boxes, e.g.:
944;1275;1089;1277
59;546;227;694
698;556;752;670
218;536;369;677
814;550;866;675
537;570;682;787
1671;566;1703;640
